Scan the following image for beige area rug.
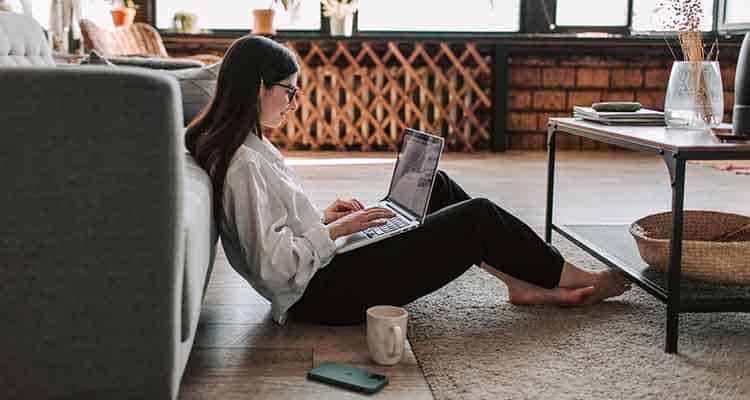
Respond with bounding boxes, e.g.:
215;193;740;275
405;234;750;400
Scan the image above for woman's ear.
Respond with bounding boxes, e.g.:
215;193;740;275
258;80;269;100
260;79;275;97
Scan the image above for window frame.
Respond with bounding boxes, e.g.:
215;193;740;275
547;0;633;36
717;0;750;33
147;0;729;39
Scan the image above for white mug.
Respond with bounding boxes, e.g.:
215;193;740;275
366;305;408;366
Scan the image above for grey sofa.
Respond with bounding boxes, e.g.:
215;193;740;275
0;11;218;400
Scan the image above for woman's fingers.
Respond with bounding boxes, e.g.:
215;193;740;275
362;207;395;219
332;211;350;220
334;198;363;212
345;199;362;211
329;207;396;236
363;206;391;214
351;198;364;210
365;219;389;228
333;199;349;211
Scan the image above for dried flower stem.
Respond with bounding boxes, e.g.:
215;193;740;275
678;31;713;123
706;38;719;61
665;38;679;61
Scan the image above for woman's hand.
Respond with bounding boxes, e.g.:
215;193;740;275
322;198;365;224
327;207;396;240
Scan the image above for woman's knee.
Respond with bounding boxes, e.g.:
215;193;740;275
467;197;510;224
433;170;449;191
466;197;494;212
445;197;493;222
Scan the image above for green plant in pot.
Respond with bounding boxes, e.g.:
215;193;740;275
252;0;290;36
173;10;200;34
111;0;137;28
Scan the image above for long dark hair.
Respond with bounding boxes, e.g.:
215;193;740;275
185;35;299;224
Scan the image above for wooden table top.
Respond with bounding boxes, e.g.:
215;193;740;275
549;118;750;155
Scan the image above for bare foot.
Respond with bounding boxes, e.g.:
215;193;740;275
573;270;632;305
479;262;630;307
559;263;632;304
508;285;596;306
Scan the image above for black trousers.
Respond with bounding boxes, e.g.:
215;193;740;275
288;170;565;325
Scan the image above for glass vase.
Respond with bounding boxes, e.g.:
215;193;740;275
664;61;724;130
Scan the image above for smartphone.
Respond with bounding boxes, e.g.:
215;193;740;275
307;362;388;394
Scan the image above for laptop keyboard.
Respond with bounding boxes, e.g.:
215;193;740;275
362;214;411;238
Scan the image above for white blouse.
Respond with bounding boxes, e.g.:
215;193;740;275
219;133;336;324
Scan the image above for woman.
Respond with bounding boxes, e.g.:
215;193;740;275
185;35;630;326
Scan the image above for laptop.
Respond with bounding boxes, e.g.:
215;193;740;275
335;128;445;254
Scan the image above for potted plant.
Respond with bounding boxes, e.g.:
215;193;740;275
173;10;200;34
252;0;289;36
321;0;359;36
111;0;137;28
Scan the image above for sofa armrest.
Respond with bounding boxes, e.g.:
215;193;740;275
0;66;186;399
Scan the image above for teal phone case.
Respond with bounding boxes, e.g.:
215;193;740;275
308;362;388;394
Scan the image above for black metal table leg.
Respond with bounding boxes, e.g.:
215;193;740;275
545;126;557;243
663;154;686;354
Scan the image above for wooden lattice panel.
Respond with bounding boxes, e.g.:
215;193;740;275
268;41;493;151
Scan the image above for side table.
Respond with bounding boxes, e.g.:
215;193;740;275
545;118;750;353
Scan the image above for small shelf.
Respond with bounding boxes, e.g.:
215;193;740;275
553;224;750;312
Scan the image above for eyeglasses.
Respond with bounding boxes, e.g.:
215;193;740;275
274;82;299;102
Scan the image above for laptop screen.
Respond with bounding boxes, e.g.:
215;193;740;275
386;129;444;219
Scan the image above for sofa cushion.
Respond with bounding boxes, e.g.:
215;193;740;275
0;11;54;67
80;50;219;126
179;153;217;372
163;62;220;125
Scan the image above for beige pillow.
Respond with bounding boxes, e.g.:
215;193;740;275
164;62;221;126
81;50;221;126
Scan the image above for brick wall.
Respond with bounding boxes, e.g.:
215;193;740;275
507;54;738;150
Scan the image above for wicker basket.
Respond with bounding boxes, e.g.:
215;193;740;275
629;211;750;284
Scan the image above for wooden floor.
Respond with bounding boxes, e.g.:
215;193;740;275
178;151;750;399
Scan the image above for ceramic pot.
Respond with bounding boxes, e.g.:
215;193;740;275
111;7;136;28
252;9;276;35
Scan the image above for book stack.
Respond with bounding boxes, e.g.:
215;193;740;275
573;106;665;126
